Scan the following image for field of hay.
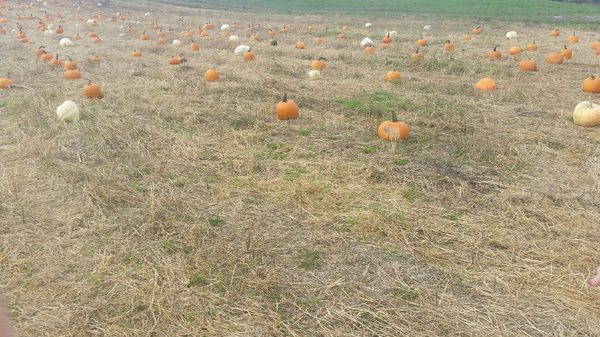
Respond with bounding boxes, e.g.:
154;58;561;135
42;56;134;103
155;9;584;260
1;0;600;336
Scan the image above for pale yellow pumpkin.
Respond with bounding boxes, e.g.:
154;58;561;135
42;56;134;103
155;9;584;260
573;101;600;127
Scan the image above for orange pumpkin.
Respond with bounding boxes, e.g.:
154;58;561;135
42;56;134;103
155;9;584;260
243;48;255;61
310;58;327;71
295;41;305;49
526;41;538;51
560;45;572;60
0;77;12;89
377;112;409;142
472;26;481;35
49;53;62;67
35;46;46;58
64;56;77;70
83;81;103;98
41;52;53;62
382;32;392;44
204;69;220;82
275;93;299;120
64;69;81;79
190;40;200;51
519;59;537;72
410;47;424;62
416;38;427;47
582;75;600;94
385;70;401;82
132;50;142;57
549;29;560;37
487;46;501;60
139;31;150;40
509;46;521;55
364;46;375;54
168;55;183;65
567;33;579;43
546;52;564;65
475;78;497;92
443;40;454;51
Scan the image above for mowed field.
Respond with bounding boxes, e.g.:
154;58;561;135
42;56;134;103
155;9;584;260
1;0;600;335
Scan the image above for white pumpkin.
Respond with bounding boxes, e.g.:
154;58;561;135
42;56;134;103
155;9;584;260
172;39;182;46
119;33;128;38
86;19;96;25
505;31;518;39
47;24;55;30
221;24;230;31
59;37;74;47
423;25;432;31
573;101;600;127
44;29;53;36
365;23;372;28
360;37;374;48
56;100;80;122
229;35;240;43
308;69;321;80
387;30;398;39
234;44;250;56
144;12;151;17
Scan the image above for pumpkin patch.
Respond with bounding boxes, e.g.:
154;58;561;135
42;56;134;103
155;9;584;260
3;2;600;336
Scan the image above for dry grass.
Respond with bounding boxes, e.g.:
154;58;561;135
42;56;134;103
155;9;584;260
1;1;600;336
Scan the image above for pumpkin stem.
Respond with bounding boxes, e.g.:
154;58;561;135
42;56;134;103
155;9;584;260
39;45;45;49
319;57;327;61
493;45;498;51
391;111;399;122
282;93;288;102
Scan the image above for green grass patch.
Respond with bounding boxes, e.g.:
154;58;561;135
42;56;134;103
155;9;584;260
162;239;178;253
208;215;225;227
402;186;424;203
188;273;208;287
395;287;419;302
334;91;414;117
362;146;376;154
298;248;322;270
284;166;306;181
299;128;311;136
146;0;600;29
